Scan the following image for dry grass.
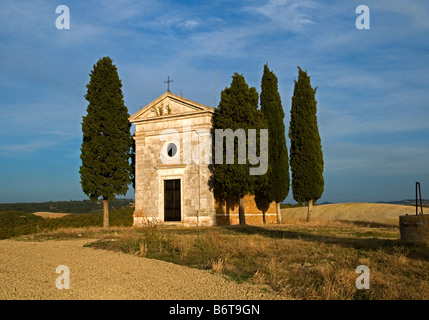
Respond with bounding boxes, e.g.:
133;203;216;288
18;226;130;241
29;218;429;300
138;240;148;257
282;202;417;226
169;234;196;260
96;220;428;299
210;257;227;273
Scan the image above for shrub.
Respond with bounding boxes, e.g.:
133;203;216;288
0;211;44;239
0;207;134;239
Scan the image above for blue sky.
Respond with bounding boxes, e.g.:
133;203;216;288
1;0;428;204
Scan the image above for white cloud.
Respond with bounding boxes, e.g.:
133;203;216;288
0;139;63;155
97;0;151;22
180;20;200;30
244;0;320;32
182;26;257;57
0;0;52;40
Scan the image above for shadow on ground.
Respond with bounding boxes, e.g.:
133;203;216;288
221;224;429;262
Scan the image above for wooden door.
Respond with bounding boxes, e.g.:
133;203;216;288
164;179;181;221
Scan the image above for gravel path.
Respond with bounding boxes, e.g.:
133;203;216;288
0;239;281;300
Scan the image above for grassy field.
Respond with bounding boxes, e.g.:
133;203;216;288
3;202;429;299
281;202;418;226
0;198;134;213
0;207;133;239
26;220;429;300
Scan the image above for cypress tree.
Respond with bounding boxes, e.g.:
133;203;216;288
259;64;290;223
289;66;324;221
131;132;136;190
80;57;133;228
213;73;267;225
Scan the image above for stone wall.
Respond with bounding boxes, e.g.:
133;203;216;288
215;195;277;225
132;96;216;227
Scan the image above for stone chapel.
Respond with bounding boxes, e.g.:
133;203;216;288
129;91;277;227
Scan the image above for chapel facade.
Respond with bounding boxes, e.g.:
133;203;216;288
129;91;277;227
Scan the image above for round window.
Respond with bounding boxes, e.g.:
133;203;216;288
167;143;177;157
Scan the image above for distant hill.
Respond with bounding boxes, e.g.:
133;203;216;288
0;199;134;214
375;199;429;207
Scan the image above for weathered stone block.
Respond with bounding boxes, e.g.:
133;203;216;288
399;214;429;244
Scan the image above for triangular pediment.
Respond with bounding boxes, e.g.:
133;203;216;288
129;92;215;122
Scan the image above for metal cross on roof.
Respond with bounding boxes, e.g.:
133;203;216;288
164;76;173;92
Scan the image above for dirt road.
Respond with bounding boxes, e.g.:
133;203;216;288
0;239;280;300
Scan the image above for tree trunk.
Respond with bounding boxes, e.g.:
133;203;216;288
276;202;282;224
307;199;313;222
103;199;109;229
239;196;246;225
